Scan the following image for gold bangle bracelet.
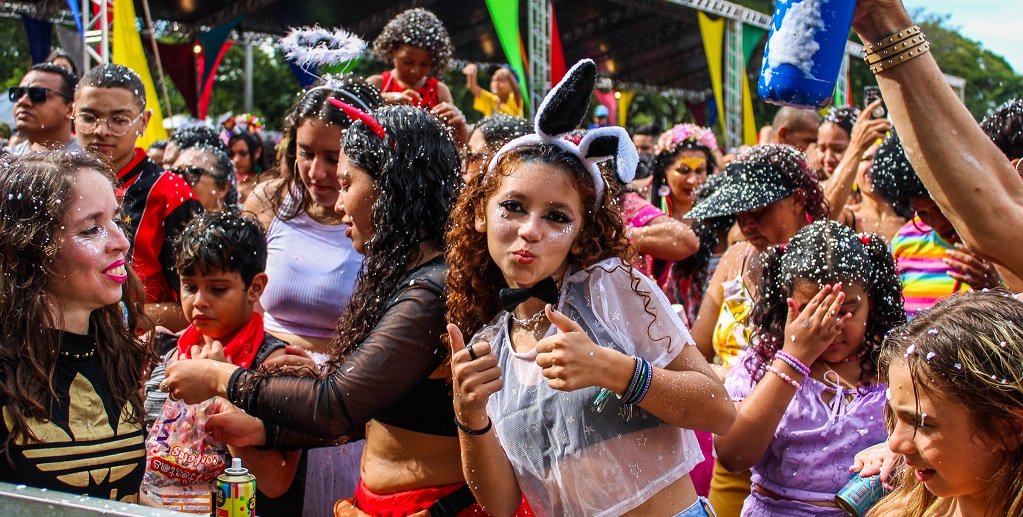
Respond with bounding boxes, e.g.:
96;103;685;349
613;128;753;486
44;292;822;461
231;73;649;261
870;41;931;74
864;25;922;53
864;34;927;65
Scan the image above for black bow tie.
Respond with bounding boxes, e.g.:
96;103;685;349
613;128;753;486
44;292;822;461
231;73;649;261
499;277;561;312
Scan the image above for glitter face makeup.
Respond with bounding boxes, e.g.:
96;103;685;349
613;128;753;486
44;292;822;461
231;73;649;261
666;150;709;210
49;168;132;320
478;162;583;289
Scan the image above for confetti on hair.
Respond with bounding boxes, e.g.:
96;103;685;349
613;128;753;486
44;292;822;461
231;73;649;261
372;8;453;72
279;26;366;69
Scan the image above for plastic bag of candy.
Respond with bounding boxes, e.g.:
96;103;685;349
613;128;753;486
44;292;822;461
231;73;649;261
141;398;227;513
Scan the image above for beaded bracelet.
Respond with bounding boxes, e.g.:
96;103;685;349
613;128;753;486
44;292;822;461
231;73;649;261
767;365;802;390
776;351;811;377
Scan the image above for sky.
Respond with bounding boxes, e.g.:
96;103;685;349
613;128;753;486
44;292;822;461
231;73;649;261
901;0;1023;73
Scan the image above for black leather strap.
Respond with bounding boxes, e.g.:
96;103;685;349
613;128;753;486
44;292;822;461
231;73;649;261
428;485;476;517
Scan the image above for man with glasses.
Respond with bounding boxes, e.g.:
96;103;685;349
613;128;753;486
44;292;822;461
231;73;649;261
75;64;202;331
6;63;79;154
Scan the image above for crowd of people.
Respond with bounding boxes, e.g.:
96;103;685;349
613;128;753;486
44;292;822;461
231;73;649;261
1;1;1023;516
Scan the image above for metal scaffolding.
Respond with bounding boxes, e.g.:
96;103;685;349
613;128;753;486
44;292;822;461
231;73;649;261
82;0;111;72
724;18;744;149
527;0;552;117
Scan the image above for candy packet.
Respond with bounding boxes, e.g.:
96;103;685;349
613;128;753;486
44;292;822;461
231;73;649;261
142;398;227;513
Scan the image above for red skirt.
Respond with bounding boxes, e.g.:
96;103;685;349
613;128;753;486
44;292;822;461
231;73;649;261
336;480;534;517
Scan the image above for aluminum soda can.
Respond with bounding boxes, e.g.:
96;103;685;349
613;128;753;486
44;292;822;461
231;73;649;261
836;473;885;516
216;457;256;517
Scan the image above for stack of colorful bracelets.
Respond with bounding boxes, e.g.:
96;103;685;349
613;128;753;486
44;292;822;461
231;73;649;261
618;356;654;405
862;24;931;74
768;351;811;390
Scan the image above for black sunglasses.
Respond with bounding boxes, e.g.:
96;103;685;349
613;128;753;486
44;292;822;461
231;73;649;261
8;86;69;103
170;166;209;186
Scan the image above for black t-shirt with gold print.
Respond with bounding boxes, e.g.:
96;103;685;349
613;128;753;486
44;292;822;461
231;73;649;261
0;330;145;501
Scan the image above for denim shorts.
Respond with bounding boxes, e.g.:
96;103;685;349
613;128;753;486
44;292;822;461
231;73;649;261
674;496;717;517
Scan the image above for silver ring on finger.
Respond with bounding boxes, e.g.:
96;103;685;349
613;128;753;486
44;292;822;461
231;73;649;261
159;381;170;393
467;343;479;361
168;391;180;402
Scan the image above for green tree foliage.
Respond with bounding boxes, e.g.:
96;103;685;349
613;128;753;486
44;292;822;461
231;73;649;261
0;18;31;90
915;13;1022;119
206;44;300;130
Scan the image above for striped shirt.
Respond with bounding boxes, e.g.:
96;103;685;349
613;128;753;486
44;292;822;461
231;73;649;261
891;218;966;318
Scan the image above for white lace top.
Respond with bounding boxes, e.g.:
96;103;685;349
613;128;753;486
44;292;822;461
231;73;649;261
474;258;704;516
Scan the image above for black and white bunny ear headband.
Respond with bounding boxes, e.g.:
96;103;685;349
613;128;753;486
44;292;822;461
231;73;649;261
486;59;639;207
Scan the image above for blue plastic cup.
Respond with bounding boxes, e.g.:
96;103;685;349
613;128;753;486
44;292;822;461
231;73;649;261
758;0;858;109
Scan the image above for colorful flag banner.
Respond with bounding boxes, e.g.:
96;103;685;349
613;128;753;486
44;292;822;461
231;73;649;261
484;0;530;109
698;12;725;134
112;0;167;147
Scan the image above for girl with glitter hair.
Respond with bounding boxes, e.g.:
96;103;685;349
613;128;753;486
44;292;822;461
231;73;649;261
368;8;454;110
869;290;1023;516
715;220;904;515
445;60;734;517
368;8;469;145
684;144;828;515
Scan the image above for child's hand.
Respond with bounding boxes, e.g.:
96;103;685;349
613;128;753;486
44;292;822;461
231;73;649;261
945;244;1001;289
462;63;478;76
188;340;229;363
448;323;502;429
850;441;903;490
782;284;850;365
535;305;612;391
205;397;267;447
262;345;316;370
432;102;468;144
383;90;422;106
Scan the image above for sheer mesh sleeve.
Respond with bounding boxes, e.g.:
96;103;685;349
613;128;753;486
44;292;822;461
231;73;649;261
582;259;694;368
229;281;448;445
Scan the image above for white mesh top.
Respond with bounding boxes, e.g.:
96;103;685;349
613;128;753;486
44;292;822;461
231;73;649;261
474;258;704;517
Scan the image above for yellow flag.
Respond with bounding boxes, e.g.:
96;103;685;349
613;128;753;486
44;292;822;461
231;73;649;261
111;0;167;148
698;12;725;135
616;91;636;128
742;73;757;145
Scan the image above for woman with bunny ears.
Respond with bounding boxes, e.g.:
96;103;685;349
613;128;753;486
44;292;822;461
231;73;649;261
445;59;735;517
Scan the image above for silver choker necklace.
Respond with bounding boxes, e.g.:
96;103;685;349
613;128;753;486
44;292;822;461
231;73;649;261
511;308;546;330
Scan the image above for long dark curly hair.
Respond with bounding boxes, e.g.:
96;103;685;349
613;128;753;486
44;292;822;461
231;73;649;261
331;105;461;361
269;76;382;221
747;220;905;389
0;151;152;461
446;143;635;341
